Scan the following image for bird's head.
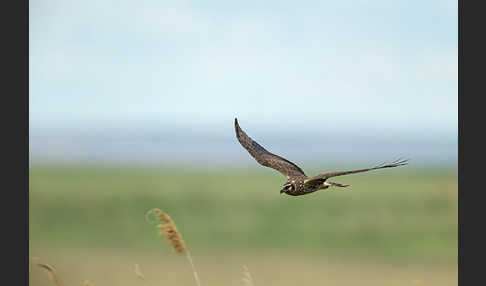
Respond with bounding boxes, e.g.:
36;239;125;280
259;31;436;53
280;183;294;194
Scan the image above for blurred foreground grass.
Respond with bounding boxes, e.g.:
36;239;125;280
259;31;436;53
29;166;457;285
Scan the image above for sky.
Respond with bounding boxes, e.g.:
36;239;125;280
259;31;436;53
29;0;457;167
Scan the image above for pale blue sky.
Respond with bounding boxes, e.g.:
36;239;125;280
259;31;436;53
29;0;457;166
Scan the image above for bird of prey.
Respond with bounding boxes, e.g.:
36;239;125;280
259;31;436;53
234;118;409;196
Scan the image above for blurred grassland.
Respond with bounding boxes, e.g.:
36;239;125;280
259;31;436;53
29;166;457;261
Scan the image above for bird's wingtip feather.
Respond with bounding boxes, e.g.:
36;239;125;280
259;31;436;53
234;118;241;136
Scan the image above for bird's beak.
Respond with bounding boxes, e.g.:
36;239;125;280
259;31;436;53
280;189;285;194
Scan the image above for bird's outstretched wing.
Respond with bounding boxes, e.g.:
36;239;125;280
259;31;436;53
234;118;306;179
304;158;409;186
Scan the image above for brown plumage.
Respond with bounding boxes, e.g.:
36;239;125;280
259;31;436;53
234;118;408;196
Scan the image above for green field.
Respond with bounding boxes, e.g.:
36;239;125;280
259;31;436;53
29;166;457;286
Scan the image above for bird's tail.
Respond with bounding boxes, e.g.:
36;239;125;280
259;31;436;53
325;181;350;187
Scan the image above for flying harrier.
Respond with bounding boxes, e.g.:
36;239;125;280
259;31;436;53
234;118;408;196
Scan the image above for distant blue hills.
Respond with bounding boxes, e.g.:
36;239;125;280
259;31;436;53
29;125;457;169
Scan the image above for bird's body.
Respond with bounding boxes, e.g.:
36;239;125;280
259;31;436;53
283;179;349;196
281;177;314;196
234;118;408;196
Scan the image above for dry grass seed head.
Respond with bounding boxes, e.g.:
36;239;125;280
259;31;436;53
242;265;255;286
134;264;146;281
147;208;201;286
157;223;187;254
153;208;172;223
145;208;171;225
37;263;64;286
